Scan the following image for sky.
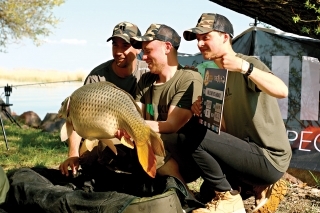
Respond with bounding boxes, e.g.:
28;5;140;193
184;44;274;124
0;0;266;75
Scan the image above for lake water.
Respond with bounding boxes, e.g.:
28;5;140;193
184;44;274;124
1;81;83;120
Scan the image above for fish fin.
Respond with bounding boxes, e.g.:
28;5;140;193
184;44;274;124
58;97;70;118
79;139;99;156
66;96;70;111
155;155;165;169
100;139;118;155
120;136;134;149
60;122;68;141
136;142;157;178
110;138;122;145
60;121;73;142
150;131;166;157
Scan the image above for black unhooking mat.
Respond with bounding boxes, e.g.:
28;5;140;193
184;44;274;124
5;168;136;213
1;167;204;213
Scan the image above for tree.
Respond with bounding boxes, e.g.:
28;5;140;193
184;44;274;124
209;0;320;40
0;0;65;52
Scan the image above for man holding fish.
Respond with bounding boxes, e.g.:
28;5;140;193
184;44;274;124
59;21;149;176
129;23;207;183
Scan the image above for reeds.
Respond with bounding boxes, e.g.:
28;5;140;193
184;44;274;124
0;67;87;83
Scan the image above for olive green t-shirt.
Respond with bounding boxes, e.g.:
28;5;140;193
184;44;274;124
135;68;203;134
224;53;292;172
84;59;149;98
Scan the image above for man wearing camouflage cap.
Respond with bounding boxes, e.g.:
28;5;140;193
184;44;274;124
85;21;149;96
59;21;149;178
184;13;292;213
129;23;207;189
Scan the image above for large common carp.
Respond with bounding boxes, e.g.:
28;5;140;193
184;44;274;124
58;81;165;178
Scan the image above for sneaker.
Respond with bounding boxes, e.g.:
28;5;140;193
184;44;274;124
192;190;246;213
252;179;287;213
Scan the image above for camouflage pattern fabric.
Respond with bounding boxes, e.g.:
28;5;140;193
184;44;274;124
107;21;141;43
183;13;234;41
130;23;181;49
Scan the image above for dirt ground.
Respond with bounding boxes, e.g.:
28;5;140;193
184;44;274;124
188;173;320;213
243;178;320;213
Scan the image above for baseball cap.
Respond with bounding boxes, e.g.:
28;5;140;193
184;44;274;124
130;23;181;50
183;13;234;41
107;21;141;43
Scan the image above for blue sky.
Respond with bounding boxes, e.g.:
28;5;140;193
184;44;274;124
0;0;265;75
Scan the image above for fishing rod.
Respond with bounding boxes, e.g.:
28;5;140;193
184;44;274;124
0;79;82;105
0;79;82;89
0;79;82;150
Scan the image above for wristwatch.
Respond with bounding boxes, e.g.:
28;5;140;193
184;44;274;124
245;63;254;76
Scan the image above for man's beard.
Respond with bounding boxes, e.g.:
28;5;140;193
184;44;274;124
115;58;128;68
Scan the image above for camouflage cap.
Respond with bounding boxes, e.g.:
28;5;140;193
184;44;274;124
130;23;181;50
183;13;234;41
107;21;141;43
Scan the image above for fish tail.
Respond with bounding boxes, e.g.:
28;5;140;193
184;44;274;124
150;130;165;157
136;142;157;178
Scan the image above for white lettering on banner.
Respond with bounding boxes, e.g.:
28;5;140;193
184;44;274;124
272;56;289;119
301;56;320;120
205;88;223;100
287;130;320;152
287;130;298;142
299;131;313;152
315;134;320;152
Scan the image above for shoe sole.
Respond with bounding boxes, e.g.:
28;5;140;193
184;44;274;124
252;179;287;213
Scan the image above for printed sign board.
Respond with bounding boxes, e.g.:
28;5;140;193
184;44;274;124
197;68;228;134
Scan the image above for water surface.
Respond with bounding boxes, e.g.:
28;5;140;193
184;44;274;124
1;81;83;120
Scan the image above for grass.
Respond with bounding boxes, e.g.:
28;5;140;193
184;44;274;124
309;171;320;188
0;68;81;175
0;67;86;83
0;119;68;174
